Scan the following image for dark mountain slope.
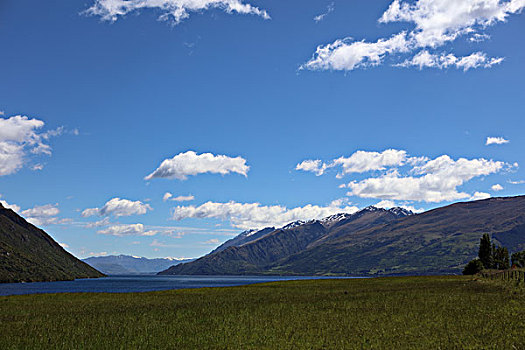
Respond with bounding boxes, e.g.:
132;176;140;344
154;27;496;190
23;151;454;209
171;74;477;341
311;207;412;247
210;227;275;254
271;196;525;276
159;207;412;275
0;204;104;283
160;221;329;275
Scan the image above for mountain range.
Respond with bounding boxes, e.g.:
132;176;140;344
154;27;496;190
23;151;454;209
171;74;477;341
0;203;103;283
82;255;195;275
159;196;525;276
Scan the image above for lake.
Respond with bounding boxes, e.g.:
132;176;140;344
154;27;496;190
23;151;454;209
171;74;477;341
0;275;356;296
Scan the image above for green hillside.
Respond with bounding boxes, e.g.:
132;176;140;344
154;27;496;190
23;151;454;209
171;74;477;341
0;204;104;283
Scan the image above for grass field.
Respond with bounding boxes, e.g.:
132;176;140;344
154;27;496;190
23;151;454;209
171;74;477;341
1;276;524;349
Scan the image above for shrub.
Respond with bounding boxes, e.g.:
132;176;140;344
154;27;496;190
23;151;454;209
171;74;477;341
511;251;525;268
463;259;484;275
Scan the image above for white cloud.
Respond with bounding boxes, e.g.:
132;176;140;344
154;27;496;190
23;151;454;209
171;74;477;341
491;183;504;191
333;149;408;176
314;2;334;23
163;192;195;202
470;191;491;200
295;159;326;176
171;199;359;230
59;242;69;249
398;50;503;71
301;32;410;71
85;0;270;25
22;204;60;218
379;0;524;48
145;151;249;180
84;217;111;228
82;197;152;217
0;115;61;176
21;204;70;226
374;199;424;213
296;149;408;177
0;196;21;213
88;251;108;257
98;223;157;236
486;136;510;145
301;150;514;203
303;0;525;72
345;155;508;202
508;179;525;185
203;238;220;245
172;195;195;202
469;33;491;42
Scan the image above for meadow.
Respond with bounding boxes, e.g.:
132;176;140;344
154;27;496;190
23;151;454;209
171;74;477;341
1;276;523;349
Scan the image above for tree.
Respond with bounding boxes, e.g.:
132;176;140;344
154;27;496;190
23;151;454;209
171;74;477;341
463;259;484;275
478;234;493;269
511;250;525;268
493;246;510;270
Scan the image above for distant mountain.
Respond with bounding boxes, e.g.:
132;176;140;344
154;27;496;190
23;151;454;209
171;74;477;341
159;196;525;277
159;206;412;276
0;203;103;283
83;255;195;275
272;196;525;276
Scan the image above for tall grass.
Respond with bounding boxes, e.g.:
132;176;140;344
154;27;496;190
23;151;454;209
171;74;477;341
1;276;523;349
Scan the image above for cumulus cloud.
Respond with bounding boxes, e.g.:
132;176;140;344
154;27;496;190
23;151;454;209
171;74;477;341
0;196;21;213
163;192;195;202
85;0;270;25
295;159;327;176
333;149;408;176
98;223;157;236
0;115;62;176
171;199;359;230
302;0;525;72
22;204;60;218
173;195;195;202
21;204;70;226
314;2;334;23
491;183;504;191
82;198;152;217
300;149;512;203
301;32;410;71
296;149;409;178
470;191;491;200
398;50;503;71
486;136;510;145
345;155;509;202
145;151;249;180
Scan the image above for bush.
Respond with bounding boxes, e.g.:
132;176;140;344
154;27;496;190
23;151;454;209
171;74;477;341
463;259;484;275
511;251;525;268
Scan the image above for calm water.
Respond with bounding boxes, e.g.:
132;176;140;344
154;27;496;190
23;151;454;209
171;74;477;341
0;275;355;296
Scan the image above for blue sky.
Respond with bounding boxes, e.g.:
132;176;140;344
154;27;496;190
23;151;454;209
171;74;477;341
1;0;524;259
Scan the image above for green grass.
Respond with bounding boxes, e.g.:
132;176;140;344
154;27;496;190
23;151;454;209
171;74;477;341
1;276;524;349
